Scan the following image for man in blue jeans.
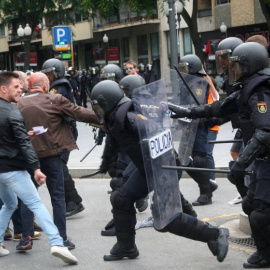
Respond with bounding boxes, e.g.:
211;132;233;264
0;71;77;264
16;72;100;251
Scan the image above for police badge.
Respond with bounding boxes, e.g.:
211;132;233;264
258;102;267;113
196;88;202;96
49;88;57;94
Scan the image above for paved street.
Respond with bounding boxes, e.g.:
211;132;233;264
2;177;253;269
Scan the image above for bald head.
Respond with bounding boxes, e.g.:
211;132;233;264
246;35;268;49
29;72;50;93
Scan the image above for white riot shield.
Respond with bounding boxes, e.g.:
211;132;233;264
133;79;181;230
164;68;201;166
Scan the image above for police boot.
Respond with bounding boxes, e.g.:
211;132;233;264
187;157;213;206
163;213;229;262
243;241;270;268
103;233;139;261
101;219;116;236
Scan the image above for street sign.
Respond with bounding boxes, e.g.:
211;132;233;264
54;51;72;60
52;26;71;51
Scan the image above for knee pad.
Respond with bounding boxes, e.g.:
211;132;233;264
193;155;208;168
110;177;123;191
110;188;133;211
242;196;254;216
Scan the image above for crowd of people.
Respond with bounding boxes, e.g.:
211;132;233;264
0;34;270;268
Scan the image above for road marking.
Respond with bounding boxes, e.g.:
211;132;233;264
201;213;240;222
230;243;255;255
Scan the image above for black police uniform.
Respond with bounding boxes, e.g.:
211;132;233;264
103;99;228;262
49;78;83;212
80;73;88;108
68;73;82;106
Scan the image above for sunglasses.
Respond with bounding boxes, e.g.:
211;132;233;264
125;67;134;70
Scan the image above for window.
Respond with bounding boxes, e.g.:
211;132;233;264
137;34;148;58
216;0;230;5
183;28;192;55
0;24;5;37
150;32;159;59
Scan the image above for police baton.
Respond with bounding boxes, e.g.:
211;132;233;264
80;144;97;162
173;65;200;105
208;139;243;144
80;170;102;179
162;165;254;175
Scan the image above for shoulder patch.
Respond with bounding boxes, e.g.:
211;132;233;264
49;88;57;95
137;114;148;120
196;88;202;96
258;102;267;113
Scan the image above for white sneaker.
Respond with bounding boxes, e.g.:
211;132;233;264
135;216;154;230
0;246;10;257
51;246;78;264
228;194;242;206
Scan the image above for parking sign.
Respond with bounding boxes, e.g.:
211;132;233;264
52;26;71;51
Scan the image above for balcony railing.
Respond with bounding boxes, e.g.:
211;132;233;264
7;32;42;44
93;9;158;29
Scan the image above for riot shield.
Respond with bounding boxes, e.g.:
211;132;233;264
164;68;202;166
132;79;181;230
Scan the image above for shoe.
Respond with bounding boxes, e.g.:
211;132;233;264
34;218;43;232
135;216;154;230
192;194;212;206
13;231;41;241
228;194;242;206
63;237;75;250
135;197;148;213
207;227;229;262
4;228;13;240
0;246;9;257
210;180;218;192
101;219;116;236
103;242;139;261
247;251;263;264
66;202;85;217
243;260;270;268
182;199;197;217
51;246;78;264
16;236;33;251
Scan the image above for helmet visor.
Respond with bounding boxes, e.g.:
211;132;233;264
228;56;243;85
215;49;231;75
178;63;189;74
90;100;105;124
99;73;116;81
41;66;56;74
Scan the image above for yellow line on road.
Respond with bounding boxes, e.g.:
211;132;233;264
230;243;255;255
201;213;240;222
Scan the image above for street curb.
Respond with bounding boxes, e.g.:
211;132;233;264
69;167;230;179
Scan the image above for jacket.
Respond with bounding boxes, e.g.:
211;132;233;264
17;92;100;158
0;97;40;171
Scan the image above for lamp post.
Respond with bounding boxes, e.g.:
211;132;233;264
17;24;32;71
220;22;227;39
164;0;178;69
175;0;183;57
103;33;109;65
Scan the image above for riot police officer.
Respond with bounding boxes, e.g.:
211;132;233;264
215;37;247;204
67;67;82;106
41;58;85;217
169;42;270;268
143;63;158;84
177;54;218;206
138;63;145;77
90;80;229;263
100;63;123;82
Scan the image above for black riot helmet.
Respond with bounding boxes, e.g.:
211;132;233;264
119;75;145;98
100;64;123;82
91;67;99;76
178;54;206;76
228;42;269;85
138;63;145;72
90;80;130;122
41;58;65;81
215;37;243;75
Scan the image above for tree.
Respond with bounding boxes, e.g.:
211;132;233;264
259;0;270;31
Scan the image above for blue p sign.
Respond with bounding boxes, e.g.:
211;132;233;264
52;26;71;51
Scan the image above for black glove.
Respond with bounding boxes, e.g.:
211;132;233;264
95;129;105;145
168;102;190;119
227;161;246;185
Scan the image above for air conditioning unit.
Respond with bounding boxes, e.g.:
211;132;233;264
7;36;13;42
